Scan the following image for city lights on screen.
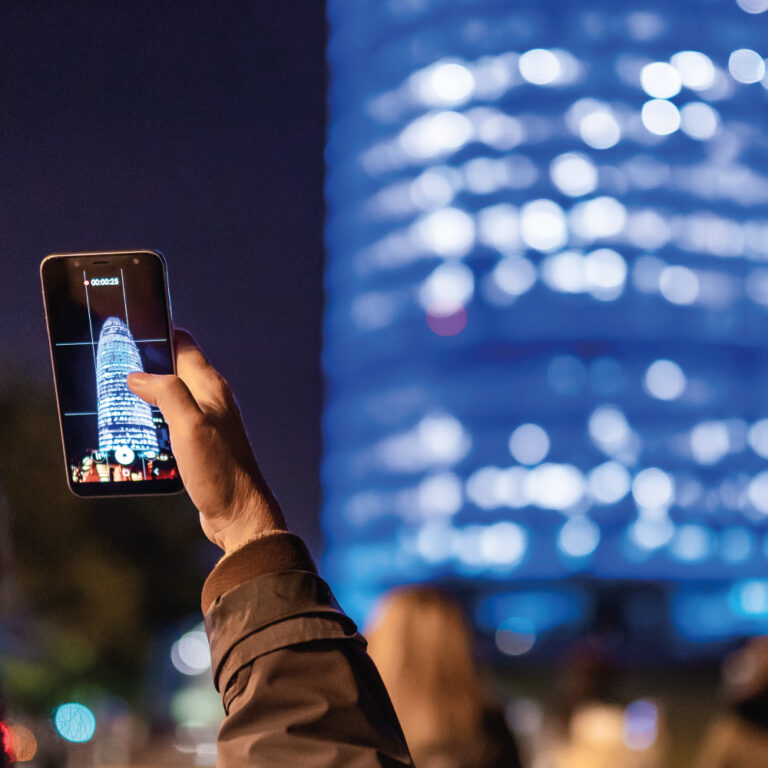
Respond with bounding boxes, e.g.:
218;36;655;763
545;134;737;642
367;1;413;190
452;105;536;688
323;0;768;646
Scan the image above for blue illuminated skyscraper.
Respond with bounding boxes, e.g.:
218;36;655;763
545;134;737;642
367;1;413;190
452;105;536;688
324;0;768;643
96;316;158;456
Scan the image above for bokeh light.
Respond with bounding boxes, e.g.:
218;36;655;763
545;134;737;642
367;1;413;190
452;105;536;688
54;703;96;743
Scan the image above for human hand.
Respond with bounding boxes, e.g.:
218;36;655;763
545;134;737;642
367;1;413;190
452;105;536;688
127;330;286;552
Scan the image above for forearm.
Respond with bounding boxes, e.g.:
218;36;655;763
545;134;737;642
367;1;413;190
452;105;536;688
202;532;413;767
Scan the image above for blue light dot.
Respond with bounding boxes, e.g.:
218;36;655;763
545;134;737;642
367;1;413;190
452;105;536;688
54;703;96;743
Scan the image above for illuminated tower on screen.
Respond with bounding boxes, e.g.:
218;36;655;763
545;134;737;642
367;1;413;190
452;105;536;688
96;316;158;456
324;0;768;645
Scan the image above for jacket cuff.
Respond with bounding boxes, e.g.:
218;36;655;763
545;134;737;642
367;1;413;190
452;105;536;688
201;530;316;614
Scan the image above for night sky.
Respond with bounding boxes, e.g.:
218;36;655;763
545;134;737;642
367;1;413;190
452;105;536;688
1;3;328;552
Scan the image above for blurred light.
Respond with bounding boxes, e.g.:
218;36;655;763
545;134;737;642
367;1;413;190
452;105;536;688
496;617;536;655
419;262;474;316
589;461;631;504
629;516;675;550
627;11;666;41
570;196;627;240
736;0;768;11
5;723;37;762
466;466;504;509
640;62;682;98
0;723;12;762
641;99;681;135
728;49;766;83
721;527;754;563
557;516;600;557
474;110;526;150
548;355;587;395
644;360;686;401
731;580;768;615
418;472;463;516
525;463;586;509
584;248;627;300
490;256;537;299
477;204;520;251
632;467;674;509
519;48;561;85
748;419;768;458
413;207;475;256
480;521;528;566
589;356;626;396
691;421;729;464
670;524;713;562
541;251;586;293
412;60;475;106
624;700;659;751
418;414;469;463
550;152;598;197
578;106;621;149
632;255;666;293
589;405;631;452
416;522;454;562
400;111;473;158
680;102;720;140
670;51;716;90
747;471;768;514
520;199;568;251
509;423;550;465
171;630;211;676
426;306;467;336
54;703;96;743
410;167;457;209
659;265;699;305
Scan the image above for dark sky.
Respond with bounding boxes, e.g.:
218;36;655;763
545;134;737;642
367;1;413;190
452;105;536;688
0;2;328;552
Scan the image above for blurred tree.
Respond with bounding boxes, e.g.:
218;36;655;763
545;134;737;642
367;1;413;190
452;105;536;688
0;378;210;714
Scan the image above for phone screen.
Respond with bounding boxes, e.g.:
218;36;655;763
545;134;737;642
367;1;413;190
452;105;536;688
41;251;183;496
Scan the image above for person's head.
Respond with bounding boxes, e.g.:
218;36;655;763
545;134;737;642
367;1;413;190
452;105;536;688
366;585;485;753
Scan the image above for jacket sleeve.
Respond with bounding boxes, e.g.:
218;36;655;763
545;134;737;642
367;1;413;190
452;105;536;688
202;530;414;768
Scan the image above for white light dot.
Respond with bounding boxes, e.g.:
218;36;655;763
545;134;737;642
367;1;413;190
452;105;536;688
519;48;561;85
520;199;568;252
410;167;457;210
584;248;627;301
644;360;686;401
475;112;526;150
541;251;585;294
549;152;598;197
659;265;699;305
748;471;768;514
721;527;753;563
172;630;211;675
418;414;469;463
557;516;600;558
400;111;473;159
641;99;681;136
413;207;475;256
749;419;768;459
466;466;503;509
589;461;631;504
492;256;537;297
477;204;520;251
419;262;474;316
579;110;621;149
679;102;720;141
588;405;631;452
525;463;585;510
640;62;682;98
496;618;536;655
632;467;674;509
480;521;528;566
629;517;675;551
509;423;550;465
736;0;768;12
414;61;475;106
670;524;713;562
570;197;627;240
691;421;730;465
418;473;463;516
729;49;766;84
670;51;716;90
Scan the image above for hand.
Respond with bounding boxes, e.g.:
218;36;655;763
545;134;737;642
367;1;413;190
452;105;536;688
127;330;286;552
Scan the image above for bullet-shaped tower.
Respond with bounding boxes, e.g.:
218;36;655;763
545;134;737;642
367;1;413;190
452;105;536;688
96;316;159;456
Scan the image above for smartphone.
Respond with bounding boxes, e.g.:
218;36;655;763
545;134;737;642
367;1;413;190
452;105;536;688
41;250;183;496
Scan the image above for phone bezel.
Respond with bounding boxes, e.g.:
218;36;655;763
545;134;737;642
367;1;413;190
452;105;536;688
41;249;184;497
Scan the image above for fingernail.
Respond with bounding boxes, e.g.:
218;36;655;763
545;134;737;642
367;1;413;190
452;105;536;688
127;372;151;386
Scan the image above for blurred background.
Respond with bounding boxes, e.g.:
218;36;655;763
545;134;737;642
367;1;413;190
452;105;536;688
2;0;768;766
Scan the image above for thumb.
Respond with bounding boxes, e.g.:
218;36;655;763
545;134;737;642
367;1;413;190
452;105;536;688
127;372;202;428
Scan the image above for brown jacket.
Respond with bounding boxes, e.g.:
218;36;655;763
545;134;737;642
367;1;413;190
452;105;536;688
202;530;414;767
